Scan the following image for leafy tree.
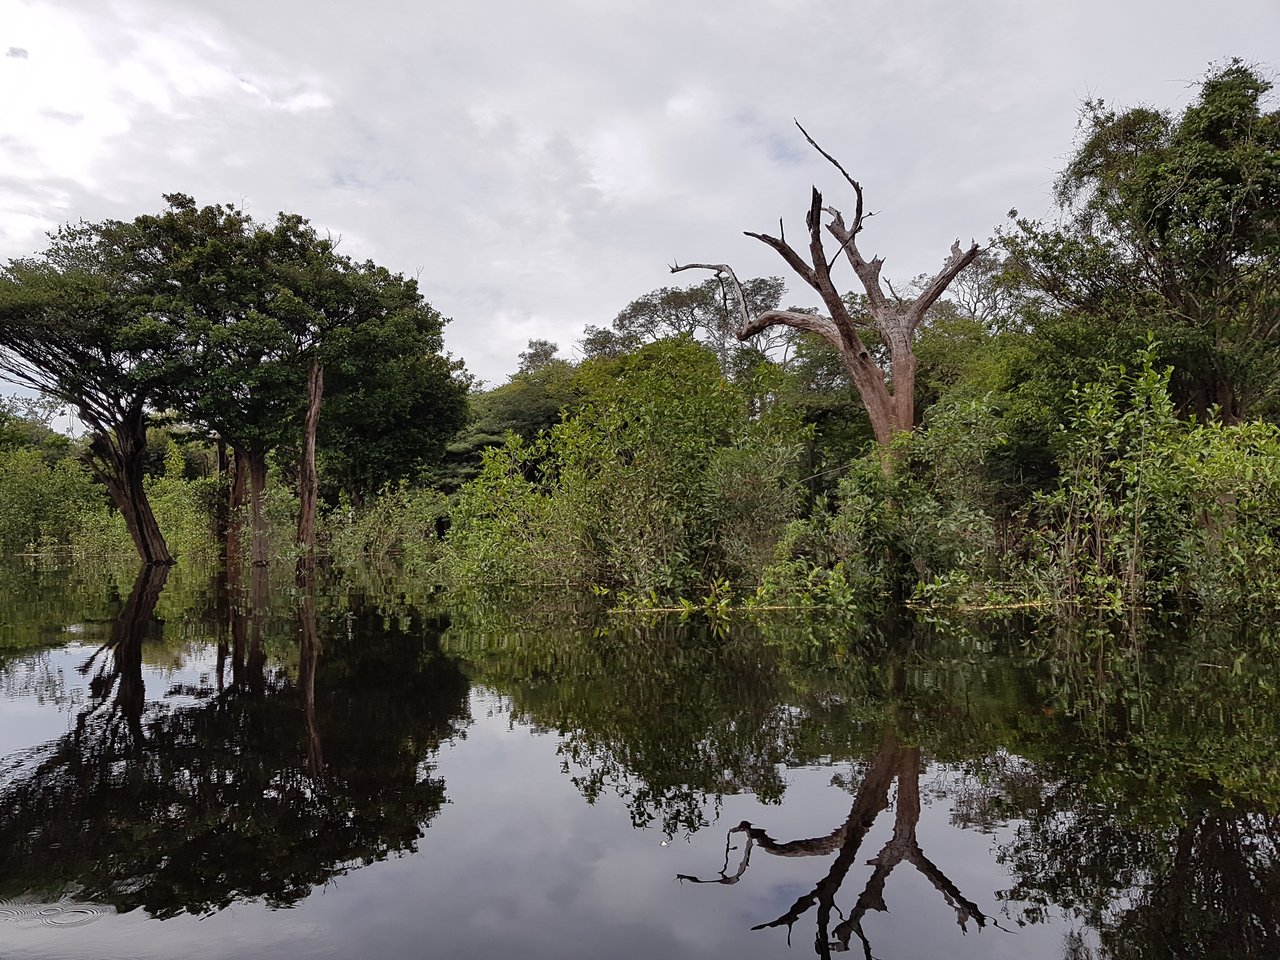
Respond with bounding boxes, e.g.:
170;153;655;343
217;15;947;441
0;233;176;563
1005;60;1280;422
610;275;788;370
445;337;805;592
116;196;464;565
123;196;338;566
243;265;471;510
0;395;75;464
577;324;640;361
516;337;561;374
435;359;580;491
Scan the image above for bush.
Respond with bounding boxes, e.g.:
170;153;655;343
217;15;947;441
442;338;806;594
759;397;1005;604
0;448;100;554
1023;353;1280;613
325;483;451;571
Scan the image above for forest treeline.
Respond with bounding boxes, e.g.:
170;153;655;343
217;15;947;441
1;61;1277;617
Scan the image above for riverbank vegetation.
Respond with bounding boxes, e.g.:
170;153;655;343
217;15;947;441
1;60;1277;622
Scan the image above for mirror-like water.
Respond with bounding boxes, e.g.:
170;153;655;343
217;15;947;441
1;561;1277;959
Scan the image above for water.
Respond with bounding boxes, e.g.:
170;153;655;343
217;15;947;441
0;561;1276;959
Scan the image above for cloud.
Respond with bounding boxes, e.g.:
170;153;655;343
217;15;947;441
1;0;1276;382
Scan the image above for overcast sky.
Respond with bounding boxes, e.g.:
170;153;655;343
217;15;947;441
2;0;1276;385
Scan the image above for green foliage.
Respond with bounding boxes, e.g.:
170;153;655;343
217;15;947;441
609;275;788;370
0;448;99;554
68;441;220;561
435;359;580;492
770;332;873;498
325;483;450;570
1004;60;1280;421
443;338;805;594
1021;351;1280;614
307;274;468;503
0;396;76;464
760;397;1005;604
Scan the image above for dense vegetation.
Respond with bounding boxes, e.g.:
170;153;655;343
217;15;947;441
0;60;1276;621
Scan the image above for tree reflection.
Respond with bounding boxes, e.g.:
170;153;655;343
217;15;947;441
75;561;170;745
995;620;1280;959
679;730;989;958
0;566;470;918
450;615;805;835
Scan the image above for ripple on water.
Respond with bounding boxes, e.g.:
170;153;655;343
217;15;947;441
0;898;110;928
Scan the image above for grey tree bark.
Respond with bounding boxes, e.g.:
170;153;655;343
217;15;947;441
673;123;979;447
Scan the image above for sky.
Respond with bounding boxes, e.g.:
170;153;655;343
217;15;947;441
1;0;1277;386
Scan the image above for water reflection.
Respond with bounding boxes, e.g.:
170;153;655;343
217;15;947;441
679;731;988;957
76;562;169;743
0;564;469;918
2;566;1280;958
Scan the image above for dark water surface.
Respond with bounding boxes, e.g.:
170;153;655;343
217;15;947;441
1;562;1277;959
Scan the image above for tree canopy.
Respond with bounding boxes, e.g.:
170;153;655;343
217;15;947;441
1005;59;1280;422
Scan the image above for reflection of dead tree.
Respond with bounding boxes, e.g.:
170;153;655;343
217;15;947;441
678;731;987;958
297;574;325;779
76;564;171;744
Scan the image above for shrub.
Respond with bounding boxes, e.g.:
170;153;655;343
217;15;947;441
442;338;806;594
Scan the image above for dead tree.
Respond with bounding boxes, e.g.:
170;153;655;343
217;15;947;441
673;123;979;447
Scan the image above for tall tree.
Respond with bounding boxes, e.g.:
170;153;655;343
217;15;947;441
516;338;561;374
308;264;469;505
0;234;175;564
1005;60;1280;422
674;123;978;446
128;197;330;566
134;197;464;566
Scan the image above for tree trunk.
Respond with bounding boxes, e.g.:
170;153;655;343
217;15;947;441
296;357;324;573
225;449;249;579
88;411;173;565
244;448;270;567
215;439;231;545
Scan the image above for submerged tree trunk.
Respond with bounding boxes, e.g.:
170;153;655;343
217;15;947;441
225;450;249;578
86;408;173;566
296;358;324;574
244;447;271;567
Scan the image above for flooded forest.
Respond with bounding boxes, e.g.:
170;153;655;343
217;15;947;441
1;62;1278;960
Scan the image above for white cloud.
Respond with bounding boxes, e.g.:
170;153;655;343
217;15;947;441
1;0;1276;381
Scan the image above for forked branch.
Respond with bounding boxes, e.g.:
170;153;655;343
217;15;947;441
672;124;981;445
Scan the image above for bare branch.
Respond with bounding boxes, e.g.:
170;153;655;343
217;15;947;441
676;826;754;885
795;120;864;233
670;262;754;332
672;130;980;444
907;239;982;323
740;309;842;344
742;230;818;290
